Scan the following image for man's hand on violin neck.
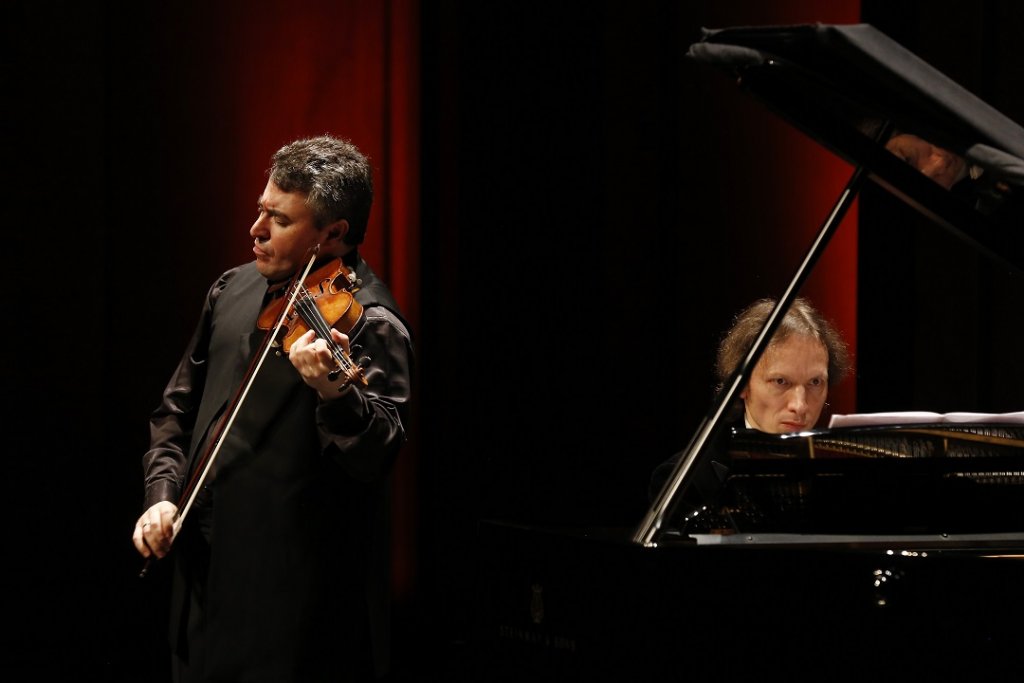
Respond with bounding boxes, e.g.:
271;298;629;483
288;328;354;400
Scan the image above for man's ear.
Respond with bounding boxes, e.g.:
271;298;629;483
325;219;350;245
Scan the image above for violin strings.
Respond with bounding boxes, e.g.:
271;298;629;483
293;288;356;375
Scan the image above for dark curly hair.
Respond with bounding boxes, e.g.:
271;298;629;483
269;135;373;245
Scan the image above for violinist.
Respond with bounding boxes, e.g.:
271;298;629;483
132;135;413;682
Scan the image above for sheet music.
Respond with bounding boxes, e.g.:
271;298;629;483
829;411;1024;428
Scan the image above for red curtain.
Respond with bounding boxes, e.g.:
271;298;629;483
151;0;859;599
703;0;862;417
189;0;423;596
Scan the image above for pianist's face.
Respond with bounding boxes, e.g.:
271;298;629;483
740;334;829;433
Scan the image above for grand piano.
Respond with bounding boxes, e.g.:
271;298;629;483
471;24;1024;681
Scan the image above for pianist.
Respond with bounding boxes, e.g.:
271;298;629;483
648;297;851;516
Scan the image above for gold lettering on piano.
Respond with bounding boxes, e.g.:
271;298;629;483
497;624;578;652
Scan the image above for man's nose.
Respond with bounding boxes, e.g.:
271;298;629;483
788;387;808;413
250;214;268;238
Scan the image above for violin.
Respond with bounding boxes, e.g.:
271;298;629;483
257;253;368;389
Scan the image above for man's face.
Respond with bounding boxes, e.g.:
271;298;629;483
741;334;829;433
249;180;323;281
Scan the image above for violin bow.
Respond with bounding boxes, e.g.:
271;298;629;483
140;248;322;577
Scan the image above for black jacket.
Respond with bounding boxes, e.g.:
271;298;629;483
142;254;413;681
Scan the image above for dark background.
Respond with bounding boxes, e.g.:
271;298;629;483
8;1;1022;679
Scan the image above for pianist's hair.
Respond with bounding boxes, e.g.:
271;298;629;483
714;297;851;395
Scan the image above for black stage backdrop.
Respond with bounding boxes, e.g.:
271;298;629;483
9;1;1022;680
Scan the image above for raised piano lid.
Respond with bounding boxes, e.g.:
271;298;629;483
688;23;1024;269
636;23;1024;549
